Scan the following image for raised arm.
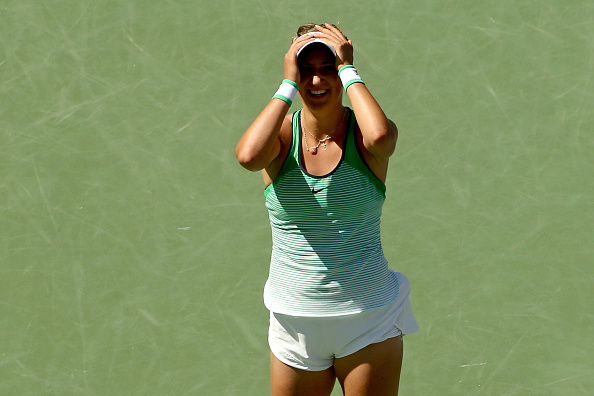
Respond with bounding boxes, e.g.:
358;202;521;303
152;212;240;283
235;99;288;172
236;34;316;171
315;24;398;160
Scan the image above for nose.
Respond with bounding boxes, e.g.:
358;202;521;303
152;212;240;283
312;75;322;85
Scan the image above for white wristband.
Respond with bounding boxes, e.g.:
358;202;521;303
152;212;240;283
338;65;364;90
272;79;299;106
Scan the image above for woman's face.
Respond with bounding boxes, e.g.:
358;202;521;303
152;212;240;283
297;46;342;109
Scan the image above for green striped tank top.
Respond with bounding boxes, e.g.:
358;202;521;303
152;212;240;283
264;108;399;316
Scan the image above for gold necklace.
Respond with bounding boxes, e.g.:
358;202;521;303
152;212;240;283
301;109;346;155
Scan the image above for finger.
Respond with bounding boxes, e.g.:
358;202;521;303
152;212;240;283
317;23;345;40
305;30;339;48
295;32;315;41
315;25;349;49
313;25;337;41
312;31;350;55
289;34;317;55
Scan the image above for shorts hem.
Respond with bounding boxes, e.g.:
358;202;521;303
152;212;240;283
269;347;333;372
335;325;403;359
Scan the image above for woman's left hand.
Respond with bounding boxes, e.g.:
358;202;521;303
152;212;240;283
315;24;354;70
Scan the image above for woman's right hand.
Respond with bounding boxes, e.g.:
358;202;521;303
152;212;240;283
283;34;314;84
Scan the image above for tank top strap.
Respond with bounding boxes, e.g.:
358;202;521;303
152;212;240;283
290;110;302;162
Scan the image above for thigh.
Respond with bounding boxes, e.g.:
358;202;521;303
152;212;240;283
334;336;404;396
270;352;336;396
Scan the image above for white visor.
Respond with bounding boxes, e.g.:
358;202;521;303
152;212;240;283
297;33;337;58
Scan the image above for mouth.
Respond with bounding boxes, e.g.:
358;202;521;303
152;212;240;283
308;89;329;97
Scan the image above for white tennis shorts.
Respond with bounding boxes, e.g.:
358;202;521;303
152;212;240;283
268;271;419;371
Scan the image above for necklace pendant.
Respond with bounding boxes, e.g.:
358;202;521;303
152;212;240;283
310;146;318;154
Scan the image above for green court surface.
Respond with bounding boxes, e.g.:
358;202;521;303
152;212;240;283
1;1;592;394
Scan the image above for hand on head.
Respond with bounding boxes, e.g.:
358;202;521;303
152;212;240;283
284;23;354;84
313;24;354;70
284;34;315;83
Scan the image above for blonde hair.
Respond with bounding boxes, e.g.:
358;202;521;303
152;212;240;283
293;23;347;42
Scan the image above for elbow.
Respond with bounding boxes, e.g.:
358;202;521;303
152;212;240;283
365;122;398;159
236;148;265;171
370;136;397;159
368;128;392;147
371;119;398;144
236;137;280;171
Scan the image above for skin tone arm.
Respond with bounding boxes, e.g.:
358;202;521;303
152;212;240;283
235;35;316;172
235;99;287;172
315;24;398;161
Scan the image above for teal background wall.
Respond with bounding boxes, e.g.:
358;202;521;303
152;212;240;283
2;1;592;394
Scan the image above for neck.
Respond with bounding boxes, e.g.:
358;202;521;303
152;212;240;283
301;105;346;139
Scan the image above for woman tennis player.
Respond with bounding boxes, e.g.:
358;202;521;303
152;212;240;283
236;23;418;396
